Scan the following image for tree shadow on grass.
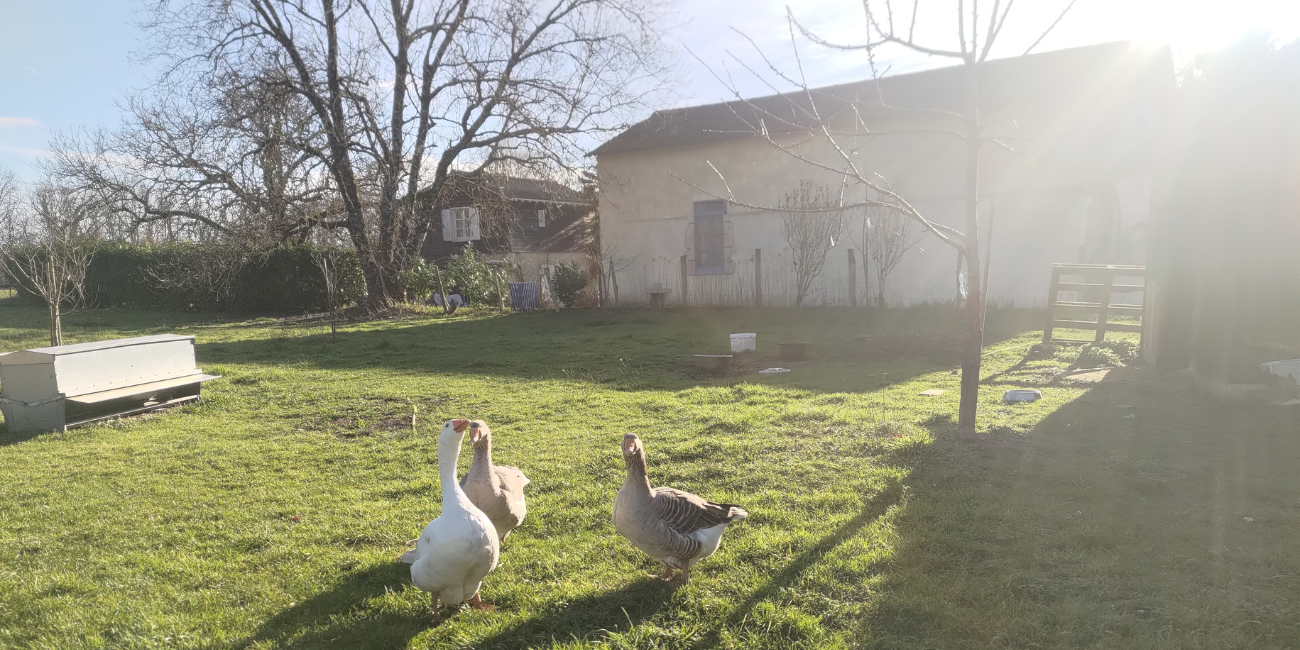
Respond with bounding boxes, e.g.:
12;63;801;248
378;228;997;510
235;562;426;650
687;479;906;649
194;308;1046;396
469;579;677;650
234;562;675;650
859;369;1300;648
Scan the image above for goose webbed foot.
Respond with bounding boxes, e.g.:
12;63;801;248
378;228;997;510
649;563;676;581
469;591;496;612
430;592;442;622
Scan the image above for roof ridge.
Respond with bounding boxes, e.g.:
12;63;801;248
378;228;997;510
654;39;1152;117
590;39;1169;157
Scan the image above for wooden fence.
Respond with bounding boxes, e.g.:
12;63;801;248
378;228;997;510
1043;264;1147;344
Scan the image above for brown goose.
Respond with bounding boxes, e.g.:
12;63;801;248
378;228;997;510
612;433;747;582
460;420;529;542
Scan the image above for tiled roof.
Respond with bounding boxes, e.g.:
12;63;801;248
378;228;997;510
590;41;1171;156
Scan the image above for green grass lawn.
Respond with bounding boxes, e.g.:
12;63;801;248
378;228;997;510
0;299;1296;649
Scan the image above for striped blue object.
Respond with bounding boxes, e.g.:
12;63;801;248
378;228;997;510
509;281;538;311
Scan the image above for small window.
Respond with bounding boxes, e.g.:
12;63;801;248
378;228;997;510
538;209;547;228
453;208;474;239
693;200;726;273
442;207;480;242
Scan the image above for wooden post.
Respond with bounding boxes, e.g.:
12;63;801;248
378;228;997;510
432;263;450;315
754;248;762;308
1095;270;1114;343
679;255;688;307
493;266;506;311
542;267;560;311
608;258;618;305
848;248;857;308
1043;265;1061;343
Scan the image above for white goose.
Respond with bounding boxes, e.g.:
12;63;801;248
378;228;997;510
404;419;500;620
612;433;748;583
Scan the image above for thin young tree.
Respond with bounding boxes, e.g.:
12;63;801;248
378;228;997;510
682;0;1075;434
0;169;22;294
142;0;670;312
0;183;100;346
861;181;921;307
781;180;845;307
311;245;346;340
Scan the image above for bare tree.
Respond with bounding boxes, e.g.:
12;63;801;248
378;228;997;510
45;74;336;247
0;183;101;346
311;246;347;340
781;180;845;307
140;0;669;312
860;181;921;307
0;168;21;252
0;169;22;293
681;1;1075;434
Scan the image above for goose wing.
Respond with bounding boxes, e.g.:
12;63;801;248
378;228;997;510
495;465;530;491
650;487;747;535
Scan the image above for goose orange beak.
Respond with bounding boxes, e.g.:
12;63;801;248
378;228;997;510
452;419;471;432
621;434;641;455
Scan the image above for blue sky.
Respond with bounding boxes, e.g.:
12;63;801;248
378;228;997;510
1;0;158;179
2;0;1298;181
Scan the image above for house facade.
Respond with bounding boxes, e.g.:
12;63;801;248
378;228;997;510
419;175;595;290
592;41;1174;308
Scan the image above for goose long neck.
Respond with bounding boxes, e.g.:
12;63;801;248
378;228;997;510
472;441;493;469
622;453;652;498
439;435;465;504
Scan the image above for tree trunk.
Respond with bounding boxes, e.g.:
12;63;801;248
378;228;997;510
50;300;62;347
353;239;406;312
432;262;451;315
957;62;985;436
47;256;62;347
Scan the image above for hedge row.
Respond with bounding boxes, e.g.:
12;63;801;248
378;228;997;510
70;243;366;313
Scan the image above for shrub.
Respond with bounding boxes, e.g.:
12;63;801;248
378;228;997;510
550;261;589;308
400;257;439;303
443;244;499;306
54;242;366;313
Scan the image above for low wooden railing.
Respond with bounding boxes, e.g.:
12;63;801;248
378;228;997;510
1043;264;1147;344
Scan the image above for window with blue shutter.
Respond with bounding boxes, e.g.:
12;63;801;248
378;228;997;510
693;200;726;274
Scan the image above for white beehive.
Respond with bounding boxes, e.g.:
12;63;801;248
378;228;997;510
0;334;219;433
730;333;757;353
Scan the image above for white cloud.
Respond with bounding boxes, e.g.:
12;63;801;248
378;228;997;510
0;116;42;128
0;144;49;157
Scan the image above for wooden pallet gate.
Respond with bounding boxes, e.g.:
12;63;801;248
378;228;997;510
1043;264;1147;344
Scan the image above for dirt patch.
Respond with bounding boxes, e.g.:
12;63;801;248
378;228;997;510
308;396;448;439
328;414;414;438
1061;368;1113;384
681;353;814;380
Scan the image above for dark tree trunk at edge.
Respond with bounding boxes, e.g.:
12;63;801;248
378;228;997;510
958;62;985;435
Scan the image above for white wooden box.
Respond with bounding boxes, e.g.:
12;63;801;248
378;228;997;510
729;333;756;353
0;334;219;433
